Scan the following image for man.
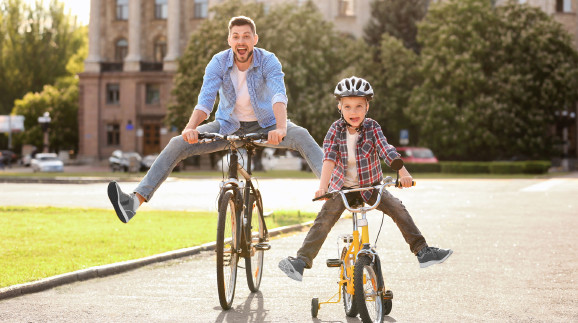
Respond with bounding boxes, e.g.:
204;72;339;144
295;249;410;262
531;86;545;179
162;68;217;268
108;16;324;223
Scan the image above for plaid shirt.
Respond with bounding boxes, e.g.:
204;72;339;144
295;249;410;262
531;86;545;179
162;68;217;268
323;118;401;202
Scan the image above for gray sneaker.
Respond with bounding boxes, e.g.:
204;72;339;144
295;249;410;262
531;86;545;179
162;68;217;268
278;256;306;282
417;247;453;268
107;181;138;223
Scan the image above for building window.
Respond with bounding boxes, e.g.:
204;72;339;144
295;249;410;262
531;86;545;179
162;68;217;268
154;37;167;62
116;0;128;20
115;38;128;61
106;83;120;105
338;0;355;17
106;124;120;146
556;0;572;12
194;0;208;19
146;84;161;105
155;0;167;19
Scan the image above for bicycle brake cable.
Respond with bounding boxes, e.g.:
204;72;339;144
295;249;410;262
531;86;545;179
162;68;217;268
374;211;386;247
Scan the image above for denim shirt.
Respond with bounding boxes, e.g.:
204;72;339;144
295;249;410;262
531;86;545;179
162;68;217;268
194;47;288;135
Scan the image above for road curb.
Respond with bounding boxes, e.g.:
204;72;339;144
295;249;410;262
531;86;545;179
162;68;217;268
0;220;314;301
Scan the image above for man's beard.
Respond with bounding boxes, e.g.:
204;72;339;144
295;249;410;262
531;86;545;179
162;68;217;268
234;50;253;63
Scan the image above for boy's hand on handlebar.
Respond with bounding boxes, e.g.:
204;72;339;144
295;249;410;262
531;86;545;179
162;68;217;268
398;175;414;188
267;128;286;145
314;188;328;200
182;128;199;144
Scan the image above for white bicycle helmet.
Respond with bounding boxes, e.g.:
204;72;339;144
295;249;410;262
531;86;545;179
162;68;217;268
334;76;374;102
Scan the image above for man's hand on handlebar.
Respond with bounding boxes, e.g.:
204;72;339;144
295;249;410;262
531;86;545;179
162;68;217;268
397;166;414;188
182;128;200;144
267;128;286;145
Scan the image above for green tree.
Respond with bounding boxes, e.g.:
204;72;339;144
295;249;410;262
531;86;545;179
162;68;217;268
0;0;83;116
10;25;87;153
409;0;578;160
169;0;359;142
358;34;421;146
363;0;428;54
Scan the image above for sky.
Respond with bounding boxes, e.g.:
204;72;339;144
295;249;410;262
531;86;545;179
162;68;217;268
23;0;90;25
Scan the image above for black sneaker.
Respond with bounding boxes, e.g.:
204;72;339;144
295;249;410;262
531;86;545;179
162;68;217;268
107;181;138;223
417;247;453;268
278;256;306;282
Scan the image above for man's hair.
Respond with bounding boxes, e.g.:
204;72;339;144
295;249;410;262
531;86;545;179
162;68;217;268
228;16;257;34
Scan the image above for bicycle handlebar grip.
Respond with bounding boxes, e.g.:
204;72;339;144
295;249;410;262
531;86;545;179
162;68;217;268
312;192;333;202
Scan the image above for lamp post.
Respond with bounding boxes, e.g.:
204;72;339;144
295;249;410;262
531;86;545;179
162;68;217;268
38;112;51;153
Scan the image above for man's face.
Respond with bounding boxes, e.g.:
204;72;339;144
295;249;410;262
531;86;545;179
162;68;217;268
228;25;258;64
339;96;369;128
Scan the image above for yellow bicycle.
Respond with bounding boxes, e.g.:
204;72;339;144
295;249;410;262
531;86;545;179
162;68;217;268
311;166;414;322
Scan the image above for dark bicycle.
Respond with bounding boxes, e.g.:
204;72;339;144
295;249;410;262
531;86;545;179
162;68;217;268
198;132;272;310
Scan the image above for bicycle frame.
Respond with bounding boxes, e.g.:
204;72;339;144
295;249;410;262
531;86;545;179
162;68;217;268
317;180;394;307
200;133;269;255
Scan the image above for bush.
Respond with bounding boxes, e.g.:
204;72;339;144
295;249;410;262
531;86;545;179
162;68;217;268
404;162;441;173
440;162;490;174
523;161;551;174
489;162;524;174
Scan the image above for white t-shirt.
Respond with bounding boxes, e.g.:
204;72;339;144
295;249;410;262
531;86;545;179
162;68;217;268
343;131;360;188
231;64;257;122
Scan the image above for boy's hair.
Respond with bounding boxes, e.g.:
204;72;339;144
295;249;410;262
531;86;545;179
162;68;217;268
228;16;257;35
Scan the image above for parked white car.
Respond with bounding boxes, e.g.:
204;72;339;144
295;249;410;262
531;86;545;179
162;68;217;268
30;153;64;172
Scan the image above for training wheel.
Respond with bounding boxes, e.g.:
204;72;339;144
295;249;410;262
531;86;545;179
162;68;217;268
311;298;319;318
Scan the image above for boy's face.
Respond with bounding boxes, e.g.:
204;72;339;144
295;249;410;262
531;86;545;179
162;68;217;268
338;96;369;128
228;25;258;64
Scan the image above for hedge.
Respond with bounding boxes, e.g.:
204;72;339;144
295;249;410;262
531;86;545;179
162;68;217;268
381;160;551;174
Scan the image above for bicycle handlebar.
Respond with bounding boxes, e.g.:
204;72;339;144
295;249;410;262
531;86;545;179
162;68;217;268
312;177;416;213
197;132;269;143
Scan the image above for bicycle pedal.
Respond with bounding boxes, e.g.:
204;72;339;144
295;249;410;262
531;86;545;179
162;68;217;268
326;258;342;267
254;243;271;251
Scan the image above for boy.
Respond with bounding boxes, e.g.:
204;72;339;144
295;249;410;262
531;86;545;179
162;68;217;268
279;76;452;281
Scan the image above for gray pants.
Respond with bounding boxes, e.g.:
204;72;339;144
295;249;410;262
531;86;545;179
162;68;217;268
134;121;324;201
296;190;428;268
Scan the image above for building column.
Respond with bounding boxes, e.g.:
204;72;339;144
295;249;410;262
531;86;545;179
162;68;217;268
164;0;181;71
124;0;142;71
85;0;101;72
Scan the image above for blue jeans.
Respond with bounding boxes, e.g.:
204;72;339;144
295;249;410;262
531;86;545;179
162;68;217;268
134;121;323;201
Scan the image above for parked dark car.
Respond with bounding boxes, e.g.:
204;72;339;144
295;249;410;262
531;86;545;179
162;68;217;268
0;150;18;167
108;150;142;172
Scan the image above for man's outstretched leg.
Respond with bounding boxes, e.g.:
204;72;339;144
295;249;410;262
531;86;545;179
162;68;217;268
108;121;223;223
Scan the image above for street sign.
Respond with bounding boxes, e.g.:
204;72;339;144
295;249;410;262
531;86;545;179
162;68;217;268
400;129;409;146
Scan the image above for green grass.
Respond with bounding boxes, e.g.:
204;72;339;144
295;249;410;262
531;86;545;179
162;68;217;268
0;206;316;288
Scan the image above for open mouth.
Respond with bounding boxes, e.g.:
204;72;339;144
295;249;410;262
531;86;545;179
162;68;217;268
349;117;361;124
237;46;248;56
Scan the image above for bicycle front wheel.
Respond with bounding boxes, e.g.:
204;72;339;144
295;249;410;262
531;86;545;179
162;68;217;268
216;190;239;310
245;193;264;292
354;255;384;323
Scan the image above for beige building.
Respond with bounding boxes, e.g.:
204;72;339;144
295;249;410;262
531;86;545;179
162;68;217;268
78;0;371;162
79;0;577;163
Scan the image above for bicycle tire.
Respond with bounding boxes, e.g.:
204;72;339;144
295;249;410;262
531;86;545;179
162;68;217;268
216;190;239;310
354;255;384;323
245;193;264;292
341;247;358;317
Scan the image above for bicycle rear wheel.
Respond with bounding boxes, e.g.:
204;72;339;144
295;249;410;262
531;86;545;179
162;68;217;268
216;190;239;310
354;255;384;323
245;193;264;292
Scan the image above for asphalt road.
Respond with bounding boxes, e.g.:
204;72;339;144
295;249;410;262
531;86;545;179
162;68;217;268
0;178;577;322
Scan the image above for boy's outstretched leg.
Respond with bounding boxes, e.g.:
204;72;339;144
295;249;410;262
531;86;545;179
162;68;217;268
278;256;307;282
108;181;140;223
417;247;453;268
